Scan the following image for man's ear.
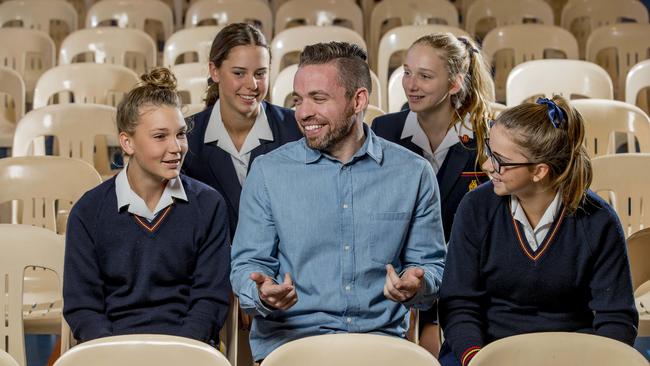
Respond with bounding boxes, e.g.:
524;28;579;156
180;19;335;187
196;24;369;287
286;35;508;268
353;87;370;114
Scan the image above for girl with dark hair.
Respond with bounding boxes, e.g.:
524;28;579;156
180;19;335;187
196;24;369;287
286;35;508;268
63;67;231;344
438;96;638;366
183;23;301;236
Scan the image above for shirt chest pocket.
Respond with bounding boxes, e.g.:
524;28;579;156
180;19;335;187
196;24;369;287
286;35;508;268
368;212;411;264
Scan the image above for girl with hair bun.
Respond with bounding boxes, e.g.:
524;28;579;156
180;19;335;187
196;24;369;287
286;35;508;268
372;32;495;356
438;96;638;366
63;67;231;345
183;23;301;237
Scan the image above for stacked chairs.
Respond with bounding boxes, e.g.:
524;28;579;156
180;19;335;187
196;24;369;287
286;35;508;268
572;99;650;158
0;224;67;366
163;26;223;66
184;0;272;40
585;23;650;101
468;332;647;366
275;0;363;37
59;28;157;75
626;59;650;115
561;0;649;59
0;0;78;49
465;0;554;41
505;59;613;106
0;67;25;149
482;24;578;102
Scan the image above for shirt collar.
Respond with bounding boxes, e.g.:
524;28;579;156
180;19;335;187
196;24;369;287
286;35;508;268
510;190;562;231
203;101;273;156
303;123;383;165
115;162;187;221
401;111;474;155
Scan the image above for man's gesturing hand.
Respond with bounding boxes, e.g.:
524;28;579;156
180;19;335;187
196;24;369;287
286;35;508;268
383;264;425;302
250;272;298;310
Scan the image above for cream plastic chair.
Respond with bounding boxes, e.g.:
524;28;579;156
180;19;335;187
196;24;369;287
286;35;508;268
53;334;232;366
0;224;66;366
482;24;579;102
271;64;383;110
0;28;56;104
182;103;206;118
260;333;439;366
274;0;363;37
86;0;174;43
465;0;554;41
468;332;647;366
270;25;367;84
490;101;507;116
561;0;648;59
377;25;471;110
33;63;139;109
171;63;209;105
59;27;157;75
572;99;650;158
387;65;407;113
636;279;650;337
586;23;650;101
0;67;25;148
163;26;223;66
505;59;613;106
0;0;78;48
627;228;650;292
184;0;272;40
369;0;460;69
12;104;118;178
591;153;650;237
364;105;385;126
626;59;650;115
0;350;18;366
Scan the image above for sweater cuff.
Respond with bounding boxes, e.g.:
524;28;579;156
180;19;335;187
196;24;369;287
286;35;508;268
461;346;481;366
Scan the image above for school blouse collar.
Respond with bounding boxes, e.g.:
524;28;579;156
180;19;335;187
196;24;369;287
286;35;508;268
401;111;474;156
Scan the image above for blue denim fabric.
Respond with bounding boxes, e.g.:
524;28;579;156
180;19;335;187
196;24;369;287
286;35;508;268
231;126;446;360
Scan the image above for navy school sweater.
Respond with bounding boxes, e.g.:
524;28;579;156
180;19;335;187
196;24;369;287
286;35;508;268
63;175;231;344
439;182;638;366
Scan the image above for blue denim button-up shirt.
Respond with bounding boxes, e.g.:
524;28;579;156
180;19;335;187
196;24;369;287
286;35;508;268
231;126;446;360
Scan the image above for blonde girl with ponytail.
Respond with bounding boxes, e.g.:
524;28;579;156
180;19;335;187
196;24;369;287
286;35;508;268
438;96;638;366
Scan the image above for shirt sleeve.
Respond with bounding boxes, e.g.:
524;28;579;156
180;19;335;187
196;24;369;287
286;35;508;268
230;159;281;317
180;192;232;343
401;162;447;309
63;205;113;342
438;192;487;366
587;207;639;345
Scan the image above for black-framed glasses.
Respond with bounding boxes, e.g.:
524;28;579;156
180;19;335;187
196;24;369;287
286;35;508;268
484;138;538;174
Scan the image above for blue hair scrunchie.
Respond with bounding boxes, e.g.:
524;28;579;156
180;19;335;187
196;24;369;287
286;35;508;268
536;97;567;128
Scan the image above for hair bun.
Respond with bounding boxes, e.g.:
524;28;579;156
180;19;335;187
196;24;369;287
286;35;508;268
140;67;177;91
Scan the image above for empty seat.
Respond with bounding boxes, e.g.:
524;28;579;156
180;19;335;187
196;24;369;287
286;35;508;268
185;0;272;40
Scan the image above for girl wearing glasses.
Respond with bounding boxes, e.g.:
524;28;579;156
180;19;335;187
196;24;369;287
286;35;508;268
372;32;494;356
438;96;638;366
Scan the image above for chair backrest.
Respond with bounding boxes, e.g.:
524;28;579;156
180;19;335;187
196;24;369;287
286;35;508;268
626;59;650;115
86;0;174;40
482;24;579;102
0;156;101;231
561;0;648;59
0;224;65;366
33;63;139;109
0;66;26;126
0;28;56;93
0;0;78;45
260;334;438;366
163;26;223;66
465;0;554;40
387;65;406;113
590;153;650;237
585;23;650;101
469;332;648;366
270;25;367;84
170;63;209;105
364;105;385;126
572;99;650;158
506;59;613;106
627;227;650;291
59;27;157;75
185;0;272;40
377;24;471;109
0;350;18;366
53;334;232;366
271;64;382;110
12;104;118;175
369;0;460;68
274;0;364;37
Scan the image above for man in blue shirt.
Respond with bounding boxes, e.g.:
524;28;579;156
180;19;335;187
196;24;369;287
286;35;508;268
230;41;447;361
